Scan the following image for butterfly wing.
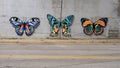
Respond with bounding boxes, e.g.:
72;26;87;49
62;15;74;26
94;18;108;35
47;14;60;37
9;17;24;36
61;15;74;37
81;18;93;35
25;17;40;36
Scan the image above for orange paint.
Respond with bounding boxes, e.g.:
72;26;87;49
25;24;30;33
19;24;24;32
62;28;66;32
95;20;105;27
83;20;92;27
54;27;58;33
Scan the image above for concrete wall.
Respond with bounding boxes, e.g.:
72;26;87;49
0;0;119;39
62;0;120;38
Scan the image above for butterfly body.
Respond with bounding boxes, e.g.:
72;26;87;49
81;18;108;35
10;17;40;36
47;14;74;37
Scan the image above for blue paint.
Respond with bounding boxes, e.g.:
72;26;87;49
9;17;40;36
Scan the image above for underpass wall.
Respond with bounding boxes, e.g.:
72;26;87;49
0;0;119;39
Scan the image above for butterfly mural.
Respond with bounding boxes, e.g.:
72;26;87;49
9;17;40;36
47;14;74;37
81;18;108;35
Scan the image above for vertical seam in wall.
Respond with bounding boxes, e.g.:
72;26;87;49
118;0;120;16
60;0;63;38
60;0;63;22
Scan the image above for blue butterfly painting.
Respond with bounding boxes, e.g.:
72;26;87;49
9;17;40;36
81;18;108;35
47;14;74;37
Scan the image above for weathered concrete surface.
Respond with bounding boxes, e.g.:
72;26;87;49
0;44;120;68
0;0;120;38
62;0;120;38
0;39;119;45
0;0;61;38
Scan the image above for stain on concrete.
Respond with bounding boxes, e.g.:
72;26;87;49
52;0;61;19
117;0;120;16
52;0;61;8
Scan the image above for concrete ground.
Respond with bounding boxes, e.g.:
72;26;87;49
0;41;120;68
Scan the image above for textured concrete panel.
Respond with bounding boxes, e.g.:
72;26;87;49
0;0;119;38
62;0;120;38
0;0;61;38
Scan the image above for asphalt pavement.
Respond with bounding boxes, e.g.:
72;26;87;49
0;43;120;68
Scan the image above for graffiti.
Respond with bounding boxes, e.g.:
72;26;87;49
47;14;74;37
81;18;108;35
9;17;40;36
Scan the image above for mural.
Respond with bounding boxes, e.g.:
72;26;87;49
61;15;74;37
47;14;74;37
47;14;60;37
9;17;40;36
81;18;108;35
